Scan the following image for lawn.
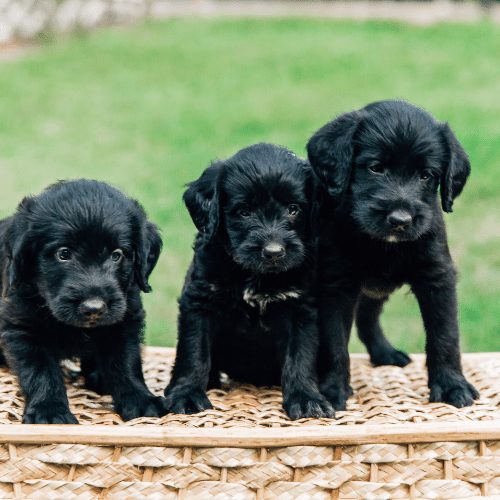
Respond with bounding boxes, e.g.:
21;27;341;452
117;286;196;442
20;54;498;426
0;19;498;352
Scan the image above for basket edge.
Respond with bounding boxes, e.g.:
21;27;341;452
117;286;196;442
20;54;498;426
145;346;500;359
1;420;498;447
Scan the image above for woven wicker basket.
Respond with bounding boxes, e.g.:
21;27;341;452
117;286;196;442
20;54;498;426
0;347;498;499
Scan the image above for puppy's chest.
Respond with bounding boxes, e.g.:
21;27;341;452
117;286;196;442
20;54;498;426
242;285;302;315
211;279;303;317
37;326;93;358
360;262;408;298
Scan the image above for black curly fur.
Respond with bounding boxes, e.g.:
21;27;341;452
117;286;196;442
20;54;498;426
0;180;167;423
307;100;478;410
165;143;335;420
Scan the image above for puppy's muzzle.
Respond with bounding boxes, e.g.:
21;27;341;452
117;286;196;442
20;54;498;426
79;298;107;322
262;243;286;262
387;209;413;232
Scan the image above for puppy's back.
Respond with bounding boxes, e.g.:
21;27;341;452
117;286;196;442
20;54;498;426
0;216;14;297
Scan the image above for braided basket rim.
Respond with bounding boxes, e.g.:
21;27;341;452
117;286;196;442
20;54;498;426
0;348;497;447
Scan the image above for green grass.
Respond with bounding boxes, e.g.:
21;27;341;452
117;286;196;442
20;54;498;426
0;19;498;352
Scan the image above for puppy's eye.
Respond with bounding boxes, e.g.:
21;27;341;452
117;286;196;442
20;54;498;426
420;171;432;181
56;247;72;261
369;164;385;174
111;249;124;262
239;208;251;217
287;204;299;216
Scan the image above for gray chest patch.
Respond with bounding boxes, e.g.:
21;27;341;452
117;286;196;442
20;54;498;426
361;286;391;300
243;287;301;314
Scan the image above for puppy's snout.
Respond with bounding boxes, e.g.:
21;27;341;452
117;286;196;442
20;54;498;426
387;210;413;231
79;298;107;320
262;243;286;261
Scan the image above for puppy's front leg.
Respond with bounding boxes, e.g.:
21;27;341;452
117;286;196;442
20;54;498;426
281;303;335;420
164;305;213;414
317;290;358;410
104;323;167;421
2;329;77;424
412;277;479;408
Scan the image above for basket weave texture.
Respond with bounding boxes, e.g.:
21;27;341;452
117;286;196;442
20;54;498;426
0;348;498;499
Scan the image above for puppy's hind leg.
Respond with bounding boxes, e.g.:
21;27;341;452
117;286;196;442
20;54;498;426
356;293;411;367
207;365;222;390
81;354;110;395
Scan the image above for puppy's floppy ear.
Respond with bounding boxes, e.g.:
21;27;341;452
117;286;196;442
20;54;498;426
3;197;36;293
302;161;323;233
183;161;223;238
134;220;162;293
439;123;471;213
307;111;361;199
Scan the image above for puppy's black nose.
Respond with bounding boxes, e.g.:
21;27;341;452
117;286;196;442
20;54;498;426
80;299;107;319
387;210;412;231
262;243;286;261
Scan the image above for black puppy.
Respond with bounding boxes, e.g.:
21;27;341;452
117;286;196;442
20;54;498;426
164;143;334;419
0;180;167;423
307;100;479;409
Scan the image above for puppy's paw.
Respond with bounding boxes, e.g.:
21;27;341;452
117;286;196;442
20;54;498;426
429;377;479;408
164;388;212;414
319;380;351;411
23;404;78;424
117;395;168;421
370;348;412;367
283;391;335;420
345;384;354;398
83;370;110;395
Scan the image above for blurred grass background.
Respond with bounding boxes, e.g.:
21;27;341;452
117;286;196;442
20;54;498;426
0;19;498;351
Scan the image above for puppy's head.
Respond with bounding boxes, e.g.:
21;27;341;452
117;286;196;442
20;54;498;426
6;180;162;328
307;100;470;242
184;143;313;274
